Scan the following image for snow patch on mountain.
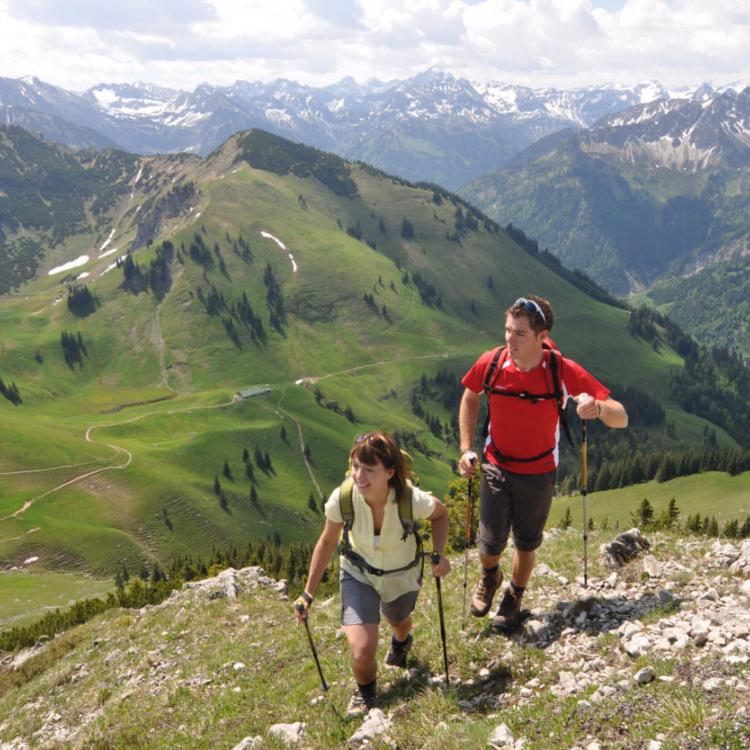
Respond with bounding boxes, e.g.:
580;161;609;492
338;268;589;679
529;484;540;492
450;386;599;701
265;108;293;126
98;228;115;253
326;98;345;113
260;231;297;273
48;256;89;276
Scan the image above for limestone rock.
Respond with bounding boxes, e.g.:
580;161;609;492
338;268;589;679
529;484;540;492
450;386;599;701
487;722;514;748
635;667;655;685
729;539;750;577
231;737;262;750
347;709;393;747
268;722;305;744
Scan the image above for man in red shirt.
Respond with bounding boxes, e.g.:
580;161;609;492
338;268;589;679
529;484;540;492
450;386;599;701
458;295;628;632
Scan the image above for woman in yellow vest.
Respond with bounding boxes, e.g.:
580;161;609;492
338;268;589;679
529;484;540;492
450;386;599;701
294;431;450;716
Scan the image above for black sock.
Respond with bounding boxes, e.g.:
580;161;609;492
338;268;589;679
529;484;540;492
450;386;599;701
357;678;376;697
510;581;525;596
482;564;499;574
391;633;409;646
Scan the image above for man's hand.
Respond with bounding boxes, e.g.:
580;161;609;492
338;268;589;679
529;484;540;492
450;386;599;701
459;449;478;477
576;393;600;420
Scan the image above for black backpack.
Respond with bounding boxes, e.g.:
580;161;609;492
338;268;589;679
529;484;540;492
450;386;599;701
481;343;574;464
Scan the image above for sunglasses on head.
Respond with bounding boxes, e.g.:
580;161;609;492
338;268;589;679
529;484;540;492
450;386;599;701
513;297;547;325
355;433;386;449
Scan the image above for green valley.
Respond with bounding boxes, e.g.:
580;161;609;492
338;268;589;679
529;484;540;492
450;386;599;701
0;126;746;625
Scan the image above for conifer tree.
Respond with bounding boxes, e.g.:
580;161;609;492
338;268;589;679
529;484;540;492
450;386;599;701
723;519;740;538
595;462;611;492
254;446;265;471
667;498;680;528
632;498;654;529
560;506;572;529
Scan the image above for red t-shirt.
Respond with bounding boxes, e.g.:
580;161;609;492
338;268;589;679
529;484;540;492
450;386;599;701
462;347;610;474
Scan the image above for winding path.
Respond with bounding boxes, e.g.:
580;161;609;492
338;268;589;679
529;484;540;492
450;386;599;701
1;399;234;521
1;346;479;521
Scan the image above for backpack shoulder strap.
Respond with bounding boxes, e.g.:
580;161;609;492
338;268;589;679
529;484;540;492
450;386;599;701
339;477;355;530
396;484;417;539
546;347;575;449
482;346;507;394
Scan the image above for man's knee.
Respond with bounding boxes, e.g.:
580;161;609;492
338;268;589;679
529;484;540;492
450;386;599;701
477;535;508;558
512;534;544;552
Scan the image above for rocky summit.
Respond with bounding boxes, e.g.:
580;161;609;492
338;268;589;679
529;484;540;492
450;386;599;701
1;531;749;749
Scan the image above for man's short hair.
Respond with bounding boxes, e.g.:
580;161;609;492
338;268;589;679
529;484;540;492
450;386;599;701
506;295;554;334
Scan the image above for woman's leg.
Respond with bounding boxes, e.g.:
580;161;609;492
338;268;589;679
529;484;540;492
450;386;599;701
384;613;412;642
344;623;379;685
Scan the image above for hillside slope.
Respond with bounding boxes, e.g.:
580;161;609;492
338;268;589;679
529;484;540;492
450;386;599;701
461;89;750;354
1;530;749;748
0;127;737;597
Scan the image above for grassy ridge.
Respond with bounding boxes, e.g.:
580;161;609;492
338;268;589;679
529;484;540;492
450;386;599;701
1;528;748;748
0;132;736;617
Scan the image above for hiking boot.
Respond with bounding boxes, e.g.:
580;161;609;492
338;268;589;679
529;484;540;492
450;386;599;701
384;633;413;669
346;686;376;717
491;586;524;633
470;567;503;617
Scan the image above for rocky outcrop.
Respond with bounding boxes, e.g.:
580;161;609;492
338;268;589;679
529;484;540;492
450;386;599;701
600;527;651;568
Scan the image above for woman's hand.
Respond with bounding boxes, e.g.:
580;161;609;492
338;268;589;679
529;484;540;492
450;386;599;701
430;553;451;578
293;591;313;622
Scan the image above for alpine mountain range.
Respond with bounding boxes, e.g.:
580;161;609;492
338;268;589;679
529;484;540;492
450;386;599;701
0;69;738;189
2;68;749;352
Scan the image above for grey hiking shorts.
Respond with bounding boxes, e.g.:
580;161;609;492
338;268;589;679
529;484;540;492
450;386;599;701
477;462;556;555
340;570;419;626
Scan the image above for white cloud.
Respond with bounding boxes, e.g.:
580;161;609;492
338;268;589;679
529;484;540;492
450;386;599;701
0;0;747;91
6;0;216;33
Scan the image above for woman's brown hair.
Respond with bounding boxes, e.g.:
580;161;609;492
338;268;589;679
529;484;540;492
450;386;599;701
350;431;408;501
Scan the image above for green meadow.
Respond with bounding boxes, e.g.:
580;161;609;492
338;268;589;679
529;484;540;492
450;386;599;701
0;132;743;623
552;470;750;530
0;570;113;629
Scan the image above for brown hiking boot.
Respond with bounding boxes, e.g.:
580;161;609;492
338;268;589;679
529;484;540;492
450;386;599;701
491;586;524;633
470;567;503;617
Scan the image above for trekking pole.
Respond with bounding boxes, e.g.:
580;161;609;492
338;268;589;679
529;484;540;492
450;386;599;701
461;453;477;629
294;602;329;692
431;551;450;686
579;394;590;588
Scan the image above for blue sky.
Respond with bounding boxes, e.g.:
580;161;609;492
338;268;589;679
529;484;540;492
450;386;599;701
0;0;747;91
